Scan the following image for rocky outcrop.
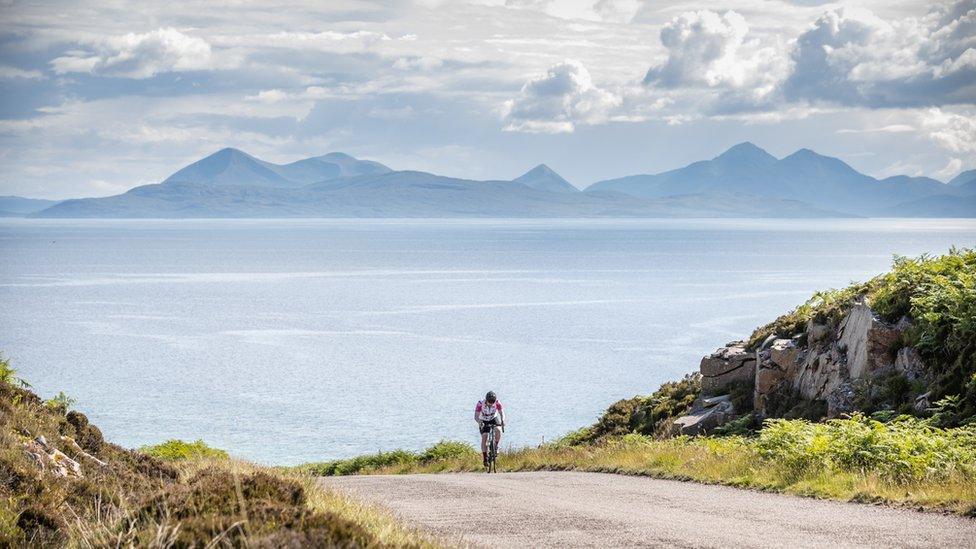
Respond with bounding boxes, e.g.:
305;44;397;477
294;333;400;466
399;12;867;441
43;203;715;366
700;342;755;395
686;300;927;432
23;435;83;478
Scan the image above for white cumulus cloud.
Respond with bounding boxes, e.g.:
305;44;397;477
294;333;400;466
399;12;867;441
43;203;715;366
50;28;212;79
921;107;976;154
643;10;781;91
503;59;621;133
783;1;976;107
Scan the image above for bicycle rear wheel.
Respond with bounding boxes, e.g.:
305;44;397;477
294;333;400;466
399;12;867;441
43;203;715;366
489;438;497;473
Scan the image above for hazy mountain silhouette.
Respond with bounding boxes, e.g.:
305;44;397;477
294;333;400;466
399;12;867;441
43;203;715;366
0;196;60;216
30;145;973;218
513;164;578;193
948;169;976;188
588;143;970;216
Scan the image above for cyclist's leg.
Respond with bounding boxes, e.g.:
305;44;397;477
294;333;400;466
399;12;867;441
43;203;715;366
493;425;502;449
480;431;488;453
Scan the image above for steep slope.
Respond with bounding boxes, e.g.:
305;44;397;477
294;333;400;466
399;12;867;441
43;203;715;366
948;169;976;187
513;164;578;193
163;147;296;187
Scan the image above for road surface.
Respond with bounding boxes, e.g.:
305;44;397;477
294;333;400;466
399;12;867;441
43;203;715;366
321;471;976;548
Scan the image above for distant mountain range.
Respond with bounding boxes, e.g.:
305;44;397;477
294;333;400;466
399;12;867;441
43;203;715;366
13;143;976;218
588;142;975;217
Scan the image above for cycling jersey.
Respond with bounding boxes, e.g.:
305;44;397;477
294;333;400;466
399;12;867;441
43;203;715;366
475;400;503;422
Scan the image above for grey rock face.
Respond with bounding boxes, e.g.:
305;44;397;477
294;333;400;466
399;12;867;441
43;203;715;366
838;303;900;379
691;302;928;421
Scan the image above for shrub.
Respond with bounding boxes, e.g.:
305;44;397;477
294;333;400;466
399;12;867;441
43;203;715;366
303;450;418;476
419;440;477;463
140;439;229;461
0;356;14;386
44;391;75;415
755;414;976;483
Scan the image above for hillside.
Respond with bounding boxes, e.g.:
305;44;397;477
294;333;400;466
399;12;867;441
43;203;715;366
0;357;436;547
588;143;974;217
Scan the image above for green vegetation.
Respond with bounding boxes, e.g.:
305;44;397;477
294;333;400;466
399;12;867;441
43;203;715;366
419;440;478;463
140;438;230;461
0;360;441;548
0;355;15;386
43;391;75;416
297;440;477;476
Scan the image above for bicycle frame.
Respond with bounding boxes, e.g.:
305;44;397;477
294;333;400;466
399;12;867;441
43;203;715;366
485;422;502;473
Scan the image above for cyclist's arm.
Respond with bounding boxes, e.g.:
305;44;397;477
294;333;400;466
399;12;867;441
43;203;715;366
474;403;482;424
498;405;505;427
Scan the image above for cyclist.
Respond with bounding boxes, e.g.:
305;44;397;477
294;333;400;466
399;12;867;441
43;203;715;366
475;391;505;467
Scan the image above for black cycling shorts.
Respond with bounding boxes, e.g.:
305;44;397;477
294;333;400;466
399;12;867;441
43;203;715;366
479;418;500;434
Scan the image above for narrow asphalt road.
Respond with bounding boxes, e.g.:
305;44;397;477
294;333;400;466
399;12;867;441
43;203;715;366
320;471;976;548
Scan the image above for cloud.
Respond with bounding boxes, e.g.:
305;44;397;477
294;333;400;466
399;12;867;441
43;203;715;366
921;107;976;153
593;0;641;23
935;157;964;180
393;56;444;71
217;30;394;54
502;59;621;133
783;1;976;107
836;124;915;134
50;28;212;78
0;65;46;80
643;10;782;91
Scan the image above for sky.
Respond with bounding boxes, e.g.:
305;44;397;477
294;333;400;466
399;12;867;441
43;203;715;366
0;0;974;198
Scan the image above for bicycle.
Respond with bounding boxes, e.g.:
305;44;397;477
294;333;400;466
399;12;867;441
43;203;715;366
485;422;504;473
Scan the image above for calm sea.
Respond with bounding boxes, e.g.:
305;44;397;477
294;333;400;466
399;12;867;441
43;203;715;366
1;218;974;464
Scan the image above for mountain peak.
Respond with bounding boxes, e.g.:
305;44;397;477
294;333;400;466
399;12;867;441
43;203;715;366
316;152;354;161
714;142;777;164
514;164;577;193
524;164;556;176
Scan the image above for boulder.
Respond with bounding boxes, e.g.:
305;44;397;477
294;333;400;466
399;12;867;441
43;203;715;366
700;342;756;395
768;339;800;371
671;400;734;436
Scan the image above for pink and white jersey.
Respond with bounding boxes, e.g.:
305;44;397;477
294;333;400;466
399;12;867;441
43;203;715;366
475;400;503;421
